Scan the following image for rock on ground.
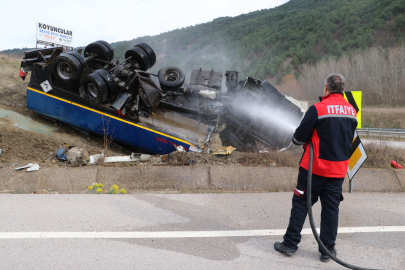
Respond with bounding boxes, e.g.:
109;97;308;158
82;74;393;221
66;147;90;166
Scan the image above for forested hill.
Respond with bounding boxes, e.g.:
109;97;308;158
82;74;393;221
3;0;405;81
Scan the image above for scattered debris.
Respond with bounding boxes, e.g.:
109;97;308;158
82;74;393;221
15;163;35;170
89;153;104;165
27;164;40;171
176;146;186;153
66;146;90;166
189;146;202;153
213;146;236;155
56;147;69;161
104;153;151;163
104;154;138;163
204;126;215;144
15;163;40;172
139;154;152;162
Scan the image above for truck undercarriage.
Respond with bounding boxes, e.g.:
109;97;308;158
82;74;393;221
20;41;305;154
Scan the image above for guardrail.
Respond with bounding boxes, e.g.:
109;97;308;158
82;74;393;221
357;128;405;141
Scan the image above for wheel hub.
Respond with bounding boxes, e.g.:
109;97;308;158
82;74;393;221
56;62;73;80
163;69;179;82
87;83;98;98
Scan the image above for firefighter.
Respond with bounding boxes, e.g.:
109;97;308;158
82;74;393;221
274;73;358;262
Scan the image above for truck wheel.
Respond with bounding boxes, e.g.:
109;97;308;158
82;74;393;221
83;73;108;103
84;41;110;63
94;69;118;98
158;66;185;91
67;52;88;69
96;40;114;62
124;47;150;71
135;43;156;68
51;54;83;84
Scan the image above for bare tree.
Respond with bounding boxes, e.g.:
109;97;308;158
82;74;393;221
298;43;405;106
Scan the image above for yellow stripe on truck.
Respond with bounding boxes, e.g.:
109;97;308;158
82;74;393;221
27;87;193;146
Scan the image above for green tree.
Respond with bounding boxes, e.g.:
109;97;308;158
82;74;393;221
330;41;343;57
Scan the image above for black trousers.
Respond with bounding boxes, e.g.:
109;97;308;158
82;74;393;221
283;167;344;252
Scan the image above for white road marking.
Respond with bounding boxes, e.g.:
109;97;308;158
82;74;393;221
0;226;404;239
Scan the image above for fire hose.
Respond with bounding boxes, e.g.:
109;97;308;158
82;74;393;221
307;142;381;270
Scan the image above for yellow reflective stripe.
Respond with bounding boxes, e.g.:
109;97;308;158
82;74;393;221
348;146;362;171
344;91;362;129
27;87;193;146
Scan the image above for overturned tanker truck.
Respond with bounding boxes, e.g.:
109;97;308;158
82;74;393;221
20;41;305;154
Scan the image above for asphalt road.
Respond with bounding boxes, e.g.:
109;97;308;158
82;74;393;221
0;193;404;270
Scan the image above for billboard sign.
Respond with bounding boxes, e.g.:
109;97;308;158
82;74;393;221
36;21;74;50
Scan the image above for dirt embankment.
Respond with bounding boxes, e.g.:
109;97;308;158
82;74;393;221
0;55;30;109
0;110;304;169
0;106;125;168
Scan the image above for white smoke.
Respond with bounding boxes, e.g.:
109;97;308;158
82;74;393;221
234;94;301;135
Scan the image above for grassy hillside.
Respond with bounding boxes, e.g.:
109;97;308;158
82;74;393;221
109;0;405;80
2;0;405;82
0;55;30;107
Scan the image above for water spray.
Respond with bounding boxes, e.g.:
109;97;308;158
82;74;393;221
279;111;305;152
279;142;292;152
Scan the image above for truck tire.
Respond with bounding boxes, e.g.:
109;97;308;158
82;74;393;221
96;40;114;62
124;47;150;71
94;69;118;98
67;52;88;69
158;66;185;91
51;54;83;84
82;73;108;103
135;43;156;68
84;41;110;63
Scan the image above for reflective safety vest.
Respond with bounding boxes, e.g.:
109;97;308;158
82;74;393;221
292;92;357;178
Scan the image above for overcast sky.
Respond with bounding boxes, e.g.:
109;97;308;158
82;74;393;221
0;0;289;51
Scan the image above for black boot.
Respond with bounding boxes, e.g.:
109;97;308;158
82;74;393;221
274;242;296;256
320;249;336;262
